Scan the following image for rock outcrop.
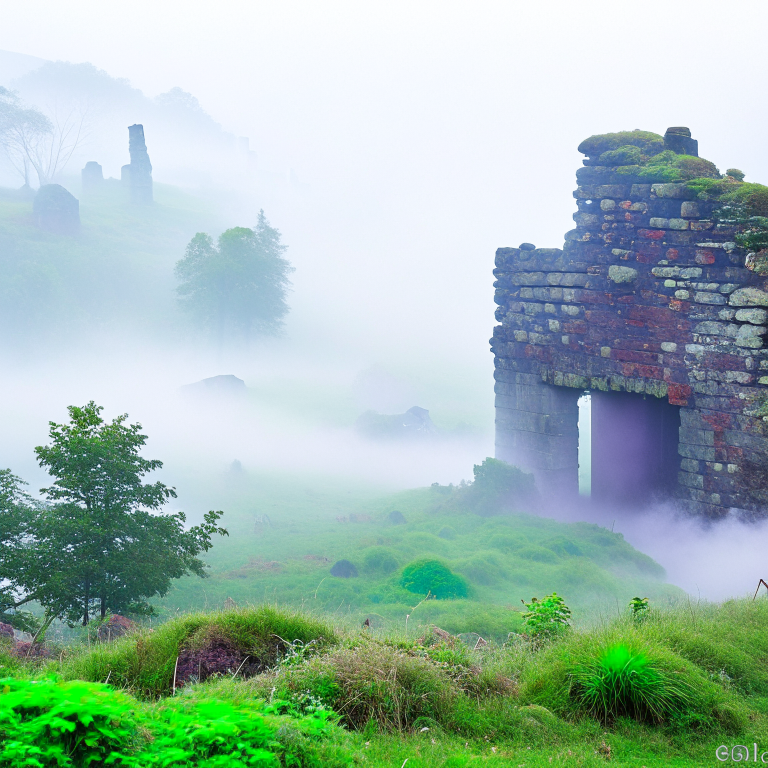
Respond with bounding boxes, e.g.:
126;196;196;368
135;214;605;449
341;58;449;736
33;184;80;234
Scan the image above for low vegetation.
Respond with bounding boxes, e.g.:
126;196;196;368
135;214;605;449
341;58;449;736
158;465;682;643
3;598;768;766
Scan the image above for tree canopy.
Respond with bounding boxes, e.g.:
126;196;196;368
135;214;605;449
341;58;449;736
0;86;85;187
0;402;227;627
174;211;293;343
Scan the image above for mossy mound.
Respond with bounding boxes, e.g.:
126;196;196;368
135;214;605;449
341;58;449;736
362;547;400;575
60;606;337;697
578;130;665;159
400;559;469;599
577;128;720;185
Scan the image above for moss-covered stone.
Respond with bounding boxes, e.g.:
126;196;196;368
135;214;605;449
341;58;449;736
577;130;720;184
578;130;665;159
598;145;642;166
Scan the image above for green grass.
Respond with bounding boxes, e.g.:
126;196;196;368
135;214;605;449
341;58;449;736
59;605;337;698
0;180;220;345
7;598;768;766
156;473;683;642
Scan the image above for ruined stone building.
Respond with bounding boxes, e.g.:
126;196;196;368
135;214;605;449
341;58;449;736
492;128;768;517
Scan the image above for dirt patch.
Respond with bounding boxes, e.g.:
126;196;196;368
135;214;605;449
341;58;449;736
175;635;267;686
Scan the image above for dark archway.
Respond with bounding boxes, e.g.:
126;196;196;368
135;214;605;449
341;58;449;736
591;391;680;506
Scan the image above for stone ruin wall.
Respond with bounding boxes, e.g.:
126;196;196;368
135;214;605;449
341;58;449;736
491;130;768;517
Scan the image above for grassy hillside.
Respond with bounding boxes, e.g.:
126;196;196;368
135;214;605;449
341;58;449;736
3;599;768;766
158;474;684;641
0;181;219;346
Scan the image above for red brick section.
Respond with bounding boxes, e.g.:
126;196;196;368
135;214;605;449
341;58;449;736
491;149;768;518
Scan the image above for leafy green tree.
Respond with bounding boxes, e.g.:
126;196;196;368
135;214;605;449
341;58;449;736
175;211;293;342
0;470;41;632
0;402;227;626
0;86;85;187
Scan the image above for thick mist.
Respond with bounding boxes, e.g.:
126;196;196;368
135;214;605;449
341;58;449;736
1;2;767;606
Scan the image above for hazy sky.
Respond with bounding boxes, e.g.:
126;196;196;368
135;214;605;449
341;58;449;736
3;2;766;370
2;2;768;597
2;0;767;455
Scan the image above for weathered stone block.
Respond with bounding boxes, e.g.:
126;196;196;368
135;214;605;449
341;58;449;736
678;471;704;489
694;292;726;305
729;288;768;307
608;265;638;283
735;308;768;325
680;201;701;218
735;324;766;348
651;183;688;199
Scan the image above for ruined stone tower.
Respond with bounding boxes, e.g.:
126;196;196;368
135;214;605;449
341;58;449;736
491;128;768;517
120;124;153;204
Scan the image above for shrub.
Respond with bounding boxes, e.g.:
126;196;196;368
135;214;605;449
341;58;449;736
543;537;582;557
0;676;345;767
570;643;691;723
330;560;358;578
362;547;399;576
0;677;139;767
516;545;559;564
400;560;468;599
266;640;459;731
629;597;649;620
598;145;642;166
457;553;508;586
522;593;571;639
457;458;537;515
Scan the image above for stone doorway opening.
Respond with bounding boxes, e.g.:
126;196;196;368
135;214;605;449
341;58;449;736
582;390;681;506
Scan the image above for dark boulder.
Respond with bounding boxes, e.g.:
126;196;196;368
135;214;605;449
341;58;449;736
33;184;80;235
330;559;359;578
0;622;14;641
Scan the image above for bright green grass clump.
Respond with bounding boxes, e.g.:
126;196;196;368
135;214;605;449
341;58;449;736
400;559;469;599
0;676;346;767
570;643;691;723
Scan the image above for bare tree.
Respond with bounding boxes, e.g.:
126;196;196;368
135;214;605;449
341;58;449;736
0;86;87;187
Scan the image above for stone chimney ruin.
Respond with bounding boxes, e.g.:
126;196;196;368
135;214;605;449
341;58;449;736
121;124;153;204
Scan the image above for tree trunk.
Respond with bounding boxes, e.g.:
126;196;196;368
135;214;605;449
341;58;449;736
83;577;90;626
100;585;107;620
